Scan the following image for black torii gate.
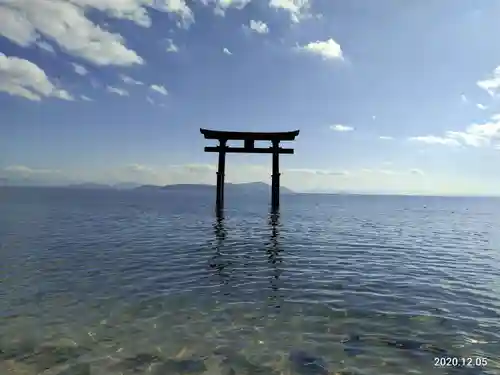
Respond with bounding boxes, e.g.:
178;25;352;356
200;128;300;212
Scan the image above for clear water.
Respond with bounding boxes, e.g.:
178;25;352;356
1;187;499;375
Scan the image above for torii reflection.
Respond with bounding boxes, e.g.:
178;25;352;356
266;209;284;308
208;213;230;284
208;209;284;304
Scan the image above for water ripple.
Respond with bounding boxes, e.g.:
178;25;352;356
1;189;500;374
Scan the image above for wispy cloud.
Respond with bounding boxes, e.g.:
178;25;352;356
121;75;143;85
150;84;168;95
248;20;269;34
107;86;129;96
286;168;350;176
409;114;500;148
445;121;500;147
477;66;500;96
297;39;344;61
80;95;92;101
5;165;53;173
477;103;487;110
1;165;69;185
0;53;73;101
166;38;179;53
408;135;460;146
360;168;425;177
379;136;393;140
72;63;88;76
330;124;354;132
223;47;232;55
37;41;55;53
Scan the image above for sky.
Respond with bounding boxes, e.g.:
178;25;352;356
2;0;500;195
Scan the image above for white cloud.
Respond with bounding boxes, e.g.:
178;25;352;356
4;165;60;174
146;96;155;105
408;135;460;146
477;103;487;110
3;165;63;183
150;84;168;95
409;114;500;148
0;53;73;101
223;47;232;55
379;136;393;140
286;168;349;176
72;63;88;76
37;40;55;53
330;124;354;132
297;39;344;61
121;74;143;85
249;20;269;34
460;94;468;103
477;66;500;96
0;0;195;67
445;120;500;147
125;163;156;174
359;168;425;177
200;0;251;16
166;38;179;53
81;95;92;101
151;0;193;25
106;86;129;96
269;0;310;23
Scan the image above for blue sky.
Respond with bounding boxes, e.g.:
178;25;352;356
2;0;500;195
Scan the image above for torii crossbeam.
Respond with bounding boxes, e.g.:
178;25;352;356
200;128;300;213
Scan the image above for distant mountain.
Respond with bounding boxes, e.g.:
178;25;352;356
0;177;59;187
66;183;115;189
65;182;142;190
113;182;142;190
135;182;295;194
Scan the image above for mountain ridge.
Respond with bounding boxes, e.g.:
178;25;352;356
135;181;295;194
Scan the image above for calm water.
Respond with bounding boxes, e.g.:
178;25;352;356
1;187;500;375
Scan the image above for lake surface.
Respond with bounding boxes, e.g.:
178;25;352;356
1;187;500;375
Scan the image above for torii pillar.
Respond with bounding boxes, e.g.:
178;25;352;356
271;139;281;210
216;139;227;211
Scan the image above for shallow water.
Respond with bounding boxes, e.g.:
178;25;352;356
1;187;499;374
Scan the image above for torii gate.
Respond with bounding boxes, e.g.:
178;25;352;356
200;128;300;212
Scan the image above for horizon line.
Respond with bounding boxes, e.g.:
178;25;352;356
2;184;500;199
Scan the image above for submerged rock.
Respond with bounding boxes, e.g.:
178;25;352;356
214;348;278;375
11;344;90;372
153;358;207;375
110;353;163;373
335;370;366;375
0;340;37;361
340;334;365;357
381;338;451;357
382;338;424;350
288;350;329;375
56;363;91;375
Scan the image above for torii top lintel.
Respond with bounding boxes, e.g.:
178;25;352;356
200;128;300;142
